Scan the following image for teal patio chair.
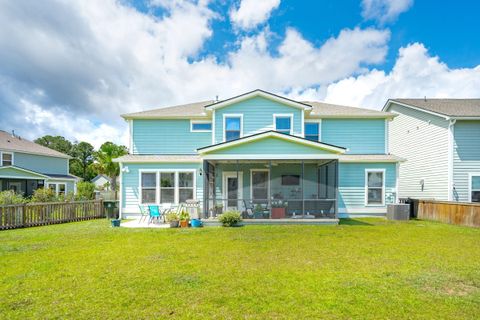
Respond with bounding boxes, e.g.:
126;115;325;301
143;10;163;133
148;205;161;224
138;204;149;223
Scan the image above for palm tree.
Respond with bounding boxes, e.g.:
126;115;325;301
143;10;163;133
94;142;127;198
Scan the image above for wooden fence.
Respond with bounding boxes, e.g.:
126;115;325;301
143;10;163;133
418;200;480;227
0;200;105;230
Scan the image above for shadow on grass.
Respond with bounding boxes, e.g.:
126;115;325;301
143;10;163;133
338;218;373;226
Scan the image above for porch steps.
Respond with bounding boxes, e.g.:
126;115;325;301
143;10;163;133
203;218;339;226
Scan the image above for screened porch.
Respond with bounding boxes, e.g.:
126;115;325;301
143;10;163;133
202;159;338;219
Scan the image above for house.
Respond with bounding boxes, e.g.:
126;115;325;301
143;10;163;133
383;99;480;202
115;89;404;221
92;174;113;190
0;130;78;197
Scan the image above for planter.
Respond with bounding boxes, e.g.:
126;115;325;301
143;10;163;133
271;207;286;219
169;221;179;228
191;219;203;228
180;220;189;228
111;219;121;227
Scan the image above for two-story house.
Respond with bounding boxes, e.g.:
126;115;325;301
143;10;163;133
116;90;404;221
0;130;78;197
384;99;480;202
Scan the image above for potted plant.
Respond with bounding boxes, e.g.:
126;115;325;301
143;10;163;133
218;211;243;227
271;200;288;219
214;203;223;216
179;210;190;228
166;212;179;228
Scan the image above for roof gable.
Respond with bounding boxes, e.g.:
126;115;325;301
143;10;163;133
384;99;480;119
0;166;49;179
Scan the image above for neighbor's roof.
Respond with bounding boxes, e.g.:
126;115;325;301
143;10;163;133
0;130;71;159
305;101;395;118
114;154;202;163
122;100;214;119
388;99;480;118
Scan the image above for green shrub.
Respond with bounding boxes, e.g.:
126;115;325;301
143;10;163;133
218;211;242;227
75;181;96;200
0;190;26;205
165;212;179;222
179;210;190;221
31;187;57;203
58;191;75;202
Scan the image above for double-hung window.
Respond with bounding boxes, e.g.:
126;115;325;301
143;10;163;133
1;152;13;166
274;114;292;135
224;115;242;141
141;172;157;203
141;170;196;204
304;122;320;141
366;169;385;205
470;174;480;202
160;172;176;203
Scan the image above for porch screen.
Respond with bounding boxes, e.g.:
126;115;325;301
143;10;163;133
252;171;269;202
179;172;194;203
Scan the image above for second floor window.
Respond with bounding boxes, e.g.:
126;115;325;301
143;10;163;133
191;121;212;132
274;115;292;135
225;116;242;141
1;152;13;166
471;175;480;202
304;122;320;141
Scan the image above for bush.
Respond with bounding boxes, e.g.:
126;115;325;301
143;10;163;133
218;211;242;227
31;187;57;203
58;191;75;202
165;212;179;222
0;190;26;205
179;210;190;221
76;182;96;200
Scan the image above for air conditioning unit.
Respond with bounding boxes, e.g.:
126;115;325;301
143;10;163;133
386;204;410;220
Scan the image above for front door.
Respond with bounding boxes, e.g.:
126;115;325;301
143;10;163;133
222;172;243;211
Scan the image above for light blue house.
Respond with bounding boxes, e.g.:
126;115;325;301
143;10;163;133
0;130;78;197
384;99;480;203
116;90;404;221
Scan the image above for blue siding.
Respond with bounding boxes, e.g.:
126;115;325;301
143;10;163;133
453;120;480;202
338;163;396;213
132;119;211;154
214;96;303;143
321;119;386;154
13;152;69;175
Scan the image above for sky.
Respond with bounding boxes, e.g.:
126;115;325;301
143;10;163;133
0;0;479;148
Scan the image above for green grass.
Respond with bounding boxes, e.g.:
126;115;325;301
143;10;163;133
1;219;479;319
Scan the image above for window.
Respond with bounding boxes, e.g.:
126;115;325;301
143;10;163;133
251;170;269;201
304;122;320;141
141;172;157;203
366;170;385;205
47;183;67;196
179;172;194;203
224;115;242;141
274;114;292;135
191;121;212;132
470;175;480;202
1;152;13;166
160;172;175;203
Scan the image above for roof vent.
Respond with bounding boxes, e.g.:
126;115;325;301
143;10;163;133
424;96;427;102
11;130;15;138
215;95;219;102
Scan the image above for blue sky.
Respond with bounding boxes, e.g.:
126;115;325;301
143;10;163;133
0;0;479;147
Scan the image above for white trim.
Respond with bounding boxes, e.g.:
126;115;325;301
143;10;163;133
0;165;50;178
385;119;389;154
250;169;270;202
202;154;341;160
190;120;212;132
365;169;386;207
138;169;196;205
222;171;243;210
468;173;480;202
212;109;216;144
222;113;243;142
395;162;400;203
273;113;293;135
198;131;345;154
447;119;456;201
114;157;202;164
46;182;67;196
205;90;312;111
304;119;322;141
339;157;403;163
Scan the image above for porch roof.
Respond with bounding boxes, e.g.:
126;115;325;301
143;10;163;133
0;166;50;179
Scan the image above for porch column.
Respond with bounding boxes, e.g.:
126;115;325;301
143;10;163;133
268;160;272;218
334;160;339;219
203;160;209;219
236;160;239;213
301;160;305;218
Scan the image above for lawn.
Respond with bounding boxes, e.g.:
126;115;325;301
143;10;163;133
0;219;479;319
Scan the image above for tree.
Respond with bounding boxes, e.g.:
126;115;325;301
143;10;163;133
71;142;95;181
94;142;128;197
34;135;73;155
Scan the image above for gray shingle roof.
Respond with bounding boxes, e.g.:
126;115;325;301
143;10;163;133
0;130;70;158
391;99;480;117
305;101;395;118
122;100;214;119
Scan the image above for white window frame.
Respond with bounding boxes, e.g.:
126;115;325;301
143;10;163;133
190;120;212;132
0;151;14;166
223;114;243;142
139;169;196;205
468;173;480;202
46;182;67;196
250;169;270;201
273;113;293;135
365;169;386;206
304;119;322;141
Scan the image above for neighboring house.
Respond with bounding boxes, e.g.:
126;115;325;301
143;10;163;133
383;99;480;202
92;174;112;190
0;130;78;197
116;90;404;220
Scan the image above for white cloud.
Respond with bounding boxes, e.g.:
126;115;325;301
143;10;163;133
230;0;280;30
361;0;413;24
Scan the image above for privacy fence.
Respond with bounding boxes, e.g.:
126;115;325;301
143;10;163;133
418;200;480;228
0;200;105;230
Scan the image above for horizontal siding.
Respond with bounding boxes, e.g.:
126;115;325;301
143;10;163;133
214;96;302;143
132;119;211;154
388;103;449;200
321;119;386;154
121;163;203;215
453;120;480;202
338;163;396;213
13;152;69;175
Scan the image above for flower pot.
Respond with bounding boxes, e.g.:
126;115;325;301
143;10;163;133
271;207;286;219
111;219;121;227
169;221;179;228
180;220;189;228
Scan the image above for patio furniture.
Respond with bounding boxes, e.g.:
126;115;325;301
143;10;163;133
138;204;149;222
147;205;162;224
160;203;173;220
